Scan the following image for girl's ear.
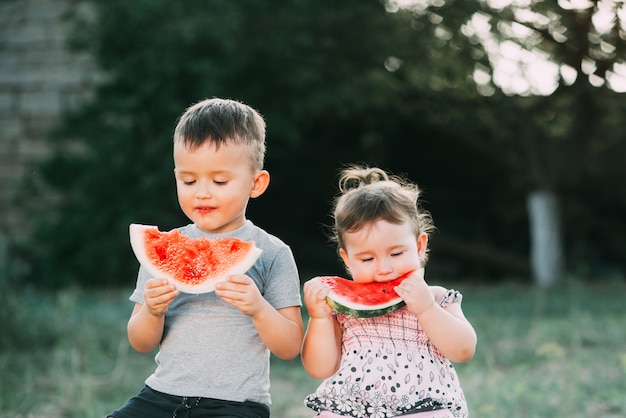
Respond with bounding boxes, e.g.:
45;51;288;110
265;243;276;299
250;170;270;198
417;232;428;259
339;248;351;270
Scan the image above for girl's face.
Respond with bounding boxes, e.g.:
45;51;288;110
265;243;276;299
174;140;268;234
339;219;427;284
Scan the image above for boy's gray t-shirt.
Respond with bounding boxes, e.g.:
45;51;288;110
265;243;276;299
129;220;301;404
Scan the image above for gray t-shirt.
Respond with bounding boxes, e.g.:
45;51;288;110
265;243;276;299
129;220;301;404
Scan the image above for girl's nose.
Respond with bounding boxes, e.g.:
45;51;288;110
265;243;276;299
377;259;394;275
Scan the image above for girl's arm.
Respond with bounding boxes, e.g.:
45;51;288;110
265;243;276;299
301;316;342;379
300;278;343;379
396;271;477;363
416;286;477;363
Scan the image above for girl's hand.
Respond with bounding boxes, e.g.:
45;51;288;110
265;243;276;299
143;278;179;316
215;274;264;317
303;277;334;319
394;268;437;316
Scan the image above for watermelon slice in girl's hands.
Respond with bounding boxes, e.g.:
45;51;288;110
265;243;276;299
129;224;262;294
317;274;409;318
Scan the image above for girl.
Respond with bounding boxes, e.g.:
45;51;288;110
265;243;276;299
301;166;477;418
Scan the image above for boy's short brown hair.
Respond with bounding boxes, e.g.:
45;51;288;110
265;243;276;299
174;98;266;171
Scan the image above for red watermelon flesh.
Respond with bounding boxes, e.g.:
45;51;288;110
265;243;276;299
129;224;262;294
317;273;410;318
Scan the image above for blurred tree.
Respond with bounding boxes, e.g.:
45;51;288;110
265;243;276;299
22;0;462;286
19;0;626;288
391;0;626;286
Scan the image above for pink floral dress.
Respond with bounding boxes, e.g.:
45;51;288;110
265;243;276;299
304;290;469;418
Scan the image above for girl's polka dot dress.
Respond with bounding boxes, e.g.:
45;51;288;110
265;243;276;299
305;290;469;418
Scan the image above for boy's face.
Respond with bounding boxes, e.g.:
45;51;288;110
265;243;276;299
339;219;427;284
173;140;268;234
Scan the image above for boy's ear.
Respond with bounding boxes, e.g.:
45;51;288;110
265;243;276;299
250;170;270;198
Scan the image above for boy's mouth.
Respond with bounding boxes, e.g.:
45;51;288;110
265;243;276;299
195;206;216;214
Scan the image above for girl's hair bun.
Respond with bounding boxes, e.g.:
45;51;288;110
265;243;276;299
338;166;390;193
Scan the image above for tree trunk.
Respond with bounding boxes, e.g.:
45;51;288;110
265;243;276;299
527;190;564;287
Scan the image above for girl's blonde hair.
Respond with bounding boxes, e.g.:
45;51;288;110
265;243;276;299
331;165;435;264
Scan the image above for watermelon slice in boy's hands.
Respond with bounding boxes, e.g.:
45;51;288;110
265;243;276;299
317;274;409;318
129;224;262;294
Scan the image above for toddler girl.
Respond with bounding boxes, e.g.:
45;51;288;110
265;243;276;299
301;165;476;417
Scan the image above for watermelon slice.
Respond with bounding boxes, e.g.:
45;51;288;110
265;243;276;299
317;274;409;318
129;223;262;294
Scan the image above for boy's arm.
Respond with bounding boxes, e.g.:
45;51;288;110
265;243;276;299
127;278;179;353
251;304;304;360
215;274;304;360
127;302;165;353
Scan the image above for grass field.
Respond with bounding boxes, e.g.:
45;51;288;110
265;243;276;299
1;279;625;418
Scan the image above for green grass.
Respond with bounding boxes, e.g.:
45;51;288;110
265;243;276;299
457;281;626;417
1;279;625;418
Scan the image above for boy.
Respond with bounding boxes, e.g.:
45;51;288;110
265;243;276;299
108;98;304;418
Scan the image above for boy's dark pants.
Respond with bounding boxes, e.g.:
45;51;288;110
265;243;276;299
108;385;270;418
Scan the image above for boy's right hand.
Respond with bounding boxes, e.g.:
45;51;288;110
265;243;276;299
143;278;179;317
303;278;333;319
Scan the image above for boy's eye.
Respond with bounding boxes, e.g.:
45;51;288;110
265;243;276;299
182;179;196;185
213;179;228;185
391;251;403;257
360;257;374;263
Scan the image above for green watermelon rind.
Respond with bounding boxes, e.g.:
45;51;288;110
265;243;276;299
326;296;406;318
129;223;263;294
319;275;409;318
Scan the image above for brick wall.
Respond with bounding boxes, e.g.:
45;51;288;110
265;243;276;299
0;0;98;250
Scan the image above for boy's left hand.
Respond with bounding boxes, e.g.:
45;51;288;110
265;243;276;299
214;274;264;316
394;268;437;316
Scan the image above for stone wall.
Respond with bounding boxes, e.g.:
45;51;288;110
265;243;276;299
0;0;98;249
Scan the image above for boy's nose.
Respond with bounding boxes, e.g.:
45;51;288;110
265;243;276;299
195;181;213;198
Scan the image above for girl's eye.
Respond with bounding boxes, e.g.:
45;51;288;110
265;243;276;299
360;257;374;263
182;180;196;185
213;179;228;185
391;251;403;257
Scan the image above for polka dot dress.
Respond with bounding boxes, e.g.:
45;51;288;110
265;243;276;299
304;290;468;418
